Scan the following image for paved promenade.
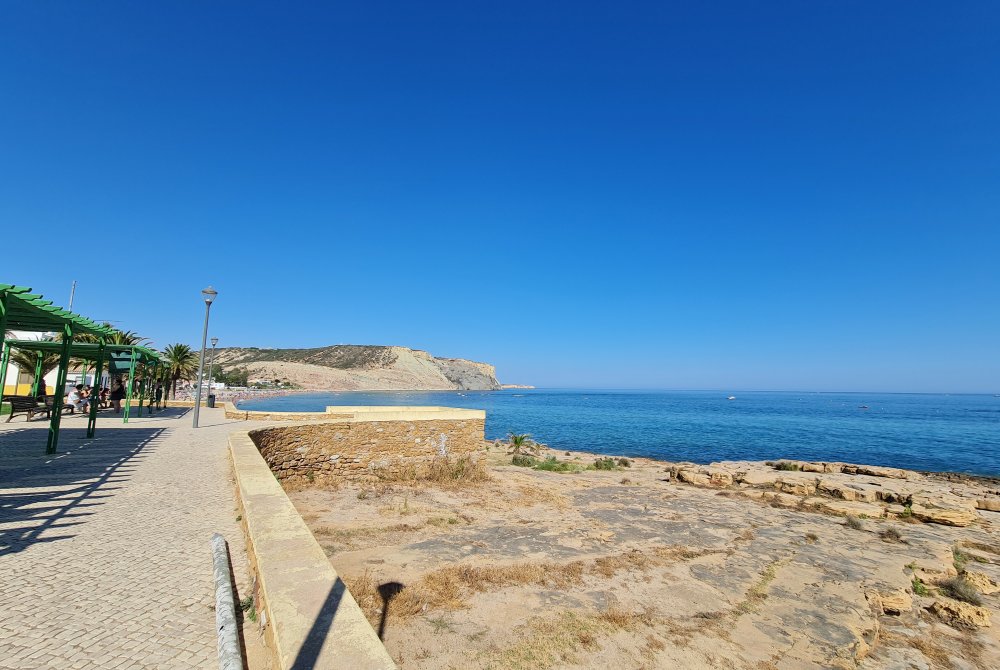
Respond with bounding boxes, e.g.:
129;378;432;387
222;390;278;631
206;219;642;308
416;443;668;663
0;407;267;669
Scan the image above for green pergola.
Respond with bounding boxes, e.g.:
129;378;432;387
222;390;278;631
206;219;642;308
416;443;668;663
1;339;167;432
0;284;159;454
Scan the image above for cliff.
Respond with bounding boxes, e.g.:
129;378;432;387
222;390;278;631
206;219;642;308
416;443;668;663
213;345;501;391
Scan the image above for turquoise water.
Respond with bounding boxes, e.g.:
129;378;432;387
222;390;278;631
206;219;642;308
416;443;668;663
238;390;1000;476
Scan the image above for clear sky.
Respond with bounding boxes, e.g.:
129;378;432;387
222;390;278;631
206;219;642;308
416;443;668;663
2;2;998;392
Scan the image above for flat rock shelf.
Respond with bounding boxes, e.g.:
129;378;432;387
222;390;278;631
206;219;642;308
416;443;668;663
284;449;1000;670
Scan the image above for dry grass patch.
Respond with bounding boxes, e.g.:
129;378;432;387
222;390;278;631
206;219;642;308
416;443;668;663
348;545;718;625
372;454;492;488
479;611;598;670
735;559;783;615
596;605;649;630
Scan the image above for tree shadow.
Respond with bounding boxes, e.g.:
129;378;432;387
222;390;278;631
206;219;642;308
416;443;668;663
0;426;166;556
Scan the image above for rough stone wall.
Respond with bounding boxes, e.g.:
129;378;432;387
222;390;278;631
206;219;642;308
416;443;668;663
248;419;486;484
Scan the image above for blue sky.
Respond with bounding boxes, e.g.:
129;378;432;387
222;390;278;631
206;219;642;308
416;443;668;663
2;2;998;392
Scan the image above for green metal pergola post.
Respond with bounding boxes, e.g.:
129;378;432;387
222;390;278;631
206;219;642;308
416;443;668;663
137;362;146;418
123;348;137;423
86;339;105;438
46;325;74;454
31;352;43;396
0;342;10;399
0;294;7;398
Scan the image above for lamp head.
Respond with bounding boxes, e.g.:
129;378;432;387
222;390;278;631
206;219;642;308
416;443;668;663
211;337;218;347
201;286;218;305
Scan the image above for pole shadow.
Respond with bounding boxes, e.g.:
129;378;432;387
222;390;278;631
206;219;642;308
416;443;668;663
289;578;347;670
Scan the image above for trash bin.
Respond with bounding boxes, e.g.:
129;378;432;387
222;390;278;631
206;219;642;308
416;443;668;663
207;394;216;408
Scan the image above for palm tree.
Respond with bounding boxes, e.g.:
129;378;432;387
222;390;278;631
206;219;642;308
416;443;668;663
506;432;541;456
74;323;149;346
10;346;61;393
163;343;198;399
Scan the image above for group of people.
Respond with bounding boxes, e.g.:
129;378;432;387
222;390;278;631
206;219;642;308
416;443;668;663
54;379;160;415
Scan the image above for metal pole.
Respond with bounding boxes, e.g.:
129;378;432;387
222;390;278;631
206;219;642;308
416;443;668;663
87;340;105;438
123;348;136;423
31;352;43;396
68;280;77;311
207;342;217;401
193;302;212;428
46;325;73;454
0;342;10;399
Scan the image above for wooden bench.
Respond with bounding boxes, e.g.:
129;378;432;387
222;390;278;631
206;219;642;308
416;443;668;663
43;395;76;416
2;395;49;422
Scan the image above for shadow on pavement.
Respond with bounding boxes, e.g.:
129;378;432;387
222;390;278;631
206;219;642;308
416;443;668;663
0;426;167;556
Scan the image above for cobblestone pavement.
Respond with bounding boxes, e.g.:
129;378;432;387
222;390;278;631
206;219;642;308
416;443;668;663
0;407;268;669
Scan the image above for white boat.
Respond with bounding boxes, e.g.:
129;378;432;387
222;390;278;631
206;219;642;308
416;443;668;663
727;396;736;400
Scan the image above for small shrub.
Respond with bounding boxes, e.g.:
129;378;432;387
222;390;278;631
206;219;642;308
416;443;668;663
512;454;537;467
845;515;864;531
804;532;819;544
357;489;370;500
593;457;618;471
620;477;632;485
239;594;257;622
535;456;581;473
940;577;982;606
774;461;800;471
616;457;631;468
912;577;929;597
953;547;970;572
879;526;905;543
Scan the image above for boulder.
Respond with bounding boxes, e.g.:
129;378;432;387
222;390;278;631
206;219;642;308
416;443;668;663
871;589;913;615
818;480;879;503
677;469;711;487
738;470;782;487
854;465;917;480
964;571;999;595
820;500;884;518
965;570;1000;596
780;479;817;496
976;498;1000;512
707;470;734;487
910;504;978;527
928;599;991;628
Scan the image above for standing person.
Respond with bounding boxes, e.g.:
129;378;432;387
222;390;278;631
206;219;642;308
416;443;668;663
110;379;126;414
154;383;163;409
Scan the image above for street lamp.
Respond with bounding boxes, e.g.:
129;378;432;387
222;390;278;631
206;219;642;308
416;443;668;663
207;336;219;401
192;286;218;428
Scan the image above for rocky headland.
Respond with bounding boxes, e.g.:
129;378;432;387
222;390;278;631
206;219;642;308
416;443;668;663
213;344;501;391
287;450;1000;669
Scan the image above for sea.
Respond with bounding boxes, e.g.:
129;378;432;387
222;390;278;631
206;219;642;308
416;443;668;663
237;390;1000;477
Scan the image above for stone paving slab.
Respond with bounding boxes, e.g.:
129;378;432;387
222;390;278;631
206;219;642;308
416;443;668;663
0;408;270;669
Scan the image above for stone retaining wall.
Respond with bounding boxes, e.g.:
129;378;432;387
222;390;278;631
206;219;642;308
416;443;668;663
229;432;396;669
248;412;486;484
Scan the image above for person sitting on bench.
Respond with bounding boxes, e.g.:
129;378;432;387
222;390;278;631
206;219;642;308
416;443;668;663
66;385;88;413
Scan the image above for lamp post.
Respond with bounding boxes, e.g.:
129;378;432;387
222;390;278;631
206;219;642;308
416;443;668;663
192;286;218;428
207;336;219;401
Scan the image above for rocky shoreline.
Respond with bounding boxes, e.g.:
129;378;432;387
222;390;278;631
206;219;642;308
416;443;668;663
286;444;999;668
664;458;1000;527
